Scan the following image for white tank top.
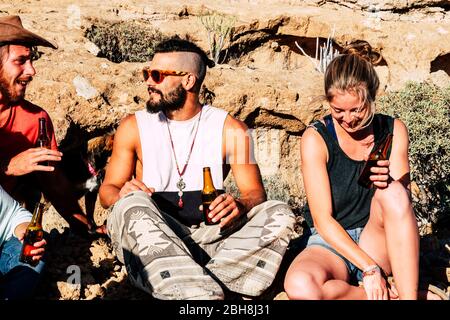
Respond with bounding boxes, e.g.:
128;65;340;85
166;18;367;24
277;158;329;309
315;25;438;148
135;105;228;193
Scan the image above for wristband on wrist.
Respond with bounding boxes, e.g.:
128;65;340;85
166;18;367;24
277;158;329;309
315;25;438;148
362;265;381;278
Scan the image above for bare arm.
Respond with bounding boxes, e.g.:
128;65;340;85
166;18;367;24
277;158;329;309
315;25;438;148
99;115;153;209
368;119;410;190
207;115;266;227
301;127;378;271
388;119;410;190
226;115;266;210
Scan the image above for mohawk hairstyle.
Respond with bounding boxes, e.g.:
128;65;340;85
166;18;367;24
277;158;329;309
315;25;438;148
154;38;214;92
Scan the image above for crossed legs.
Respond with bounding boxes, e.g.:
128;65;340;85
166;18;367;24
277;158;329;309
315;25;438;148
284;181;419;300
107;191;295;300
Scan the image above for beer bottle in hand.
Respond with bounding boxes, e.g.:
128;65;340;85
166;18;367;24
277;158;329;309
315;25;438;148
358;133;393;188
36;117;50;148
202;167;219;225
19;194;45;267
36;117;51;166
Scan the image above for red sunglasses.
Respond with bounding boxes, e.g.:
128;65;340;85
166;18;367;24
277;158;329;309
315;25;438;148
142;67;188;84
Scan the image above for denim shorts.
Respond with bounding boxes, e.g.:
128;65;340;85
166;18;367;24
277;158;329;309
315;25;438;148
305;227;364;283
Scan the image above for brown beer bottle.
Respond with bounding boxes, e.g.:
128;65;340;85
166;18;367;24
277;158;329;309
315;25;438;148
19;194;45;266
36;117;51;166
36;117;50;148
202;167;219;225
358;133;393;188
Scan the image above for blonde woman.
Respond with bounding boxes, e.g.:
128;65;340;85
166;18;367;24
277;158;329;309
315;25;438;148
284;42;430;300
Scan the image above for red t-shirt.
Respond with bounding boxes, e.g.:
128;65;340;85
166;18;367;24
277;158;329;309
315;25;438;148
0;100;58;193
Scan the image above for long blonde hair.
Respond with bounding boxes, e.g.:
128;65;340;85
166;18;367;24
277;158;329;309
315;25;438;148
324;41;382;130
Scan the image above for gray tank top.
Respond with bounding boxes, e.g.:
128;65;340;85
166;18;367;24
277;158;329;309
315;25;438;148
303;114;394;230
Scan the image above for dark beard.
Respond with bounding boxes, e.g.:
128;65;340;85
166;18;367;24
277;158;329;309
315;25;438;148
0;72;13;103
146;84;186;114
0;69;25;104
0;82;12;102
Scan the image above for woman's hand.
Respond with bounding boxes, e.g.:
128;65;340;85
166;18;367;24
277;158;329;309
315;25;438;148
362;265;389;300
370;159;391;189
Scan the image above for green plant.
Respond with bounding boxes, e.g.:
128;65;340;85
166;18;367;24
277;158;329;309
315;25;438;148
378;82;450;231
199;12;236;64
85;20;167;63
295;25;340;74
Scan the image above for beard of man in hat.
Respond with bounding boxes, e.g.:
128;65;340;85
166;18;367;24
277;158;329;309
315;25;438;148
0;15;105;237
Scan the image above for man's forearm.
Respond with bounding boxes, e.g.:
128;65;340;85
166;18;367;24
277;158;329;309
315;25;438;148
99;184;121;209
236;190;266;213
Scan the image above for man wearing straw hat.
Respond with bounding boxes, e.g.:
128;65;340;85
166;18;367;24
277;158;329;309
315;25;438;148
0;15;102;237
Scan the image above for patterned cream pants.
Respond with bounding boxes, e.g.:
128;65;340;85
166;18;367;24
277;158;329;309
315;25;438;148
107;191;295;300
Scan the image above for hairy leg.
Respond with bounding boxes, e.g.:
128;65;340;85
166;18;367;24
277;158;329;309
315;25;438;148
359;181;419;300
284;246;366;300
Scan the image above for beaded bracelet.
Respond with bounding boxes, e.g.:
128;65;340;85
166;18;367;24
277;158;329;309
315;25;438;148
362;265;381;278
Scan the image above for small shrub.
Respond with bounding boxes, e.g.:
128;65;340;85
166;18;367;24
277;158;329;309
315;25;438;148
378;82;450;229
295;26;340;74
85;20;167;63
199;12;236;64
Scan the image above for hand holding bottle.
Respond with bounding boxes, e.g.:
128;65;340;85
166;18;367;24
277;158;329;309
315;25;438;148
365;159;391;189
358;133;393;189
3;148;62;176
15;221;46;263
18;195;46;266
203;193;244;228
2;117;62;176
201;167;242;227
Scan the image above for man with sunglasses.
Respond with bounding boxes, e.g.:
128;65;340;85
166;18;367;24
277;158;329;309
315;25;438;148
99;38;295;300
0;16;103;237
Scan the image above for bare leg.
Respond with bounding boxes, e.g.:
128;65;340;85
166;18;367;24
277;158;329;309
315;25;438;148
359;181;419;300
322;280;366;300
284;246;367;300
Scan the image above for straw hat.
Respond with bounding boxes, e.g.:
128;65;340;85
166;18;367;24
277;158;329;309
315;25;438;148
0;15;56;49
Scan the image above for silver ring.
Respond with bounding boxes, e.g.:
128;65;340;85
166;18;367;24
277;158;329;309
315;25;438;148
222;193;227;200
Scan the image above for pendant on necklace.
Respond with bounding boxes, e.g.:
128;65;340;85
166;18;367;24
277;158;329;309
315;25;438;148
176;178;186;208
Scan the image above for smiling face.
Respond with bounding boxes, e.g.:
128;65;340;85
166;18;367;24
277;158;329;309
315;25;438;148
0;45;36;104
324;53;379;133
329;89;370;133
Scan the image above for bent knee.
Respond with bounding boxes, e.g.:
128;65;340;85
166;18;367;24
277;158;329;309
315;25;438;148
284;271;323;300
264;200;296;224
373;181;413;217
